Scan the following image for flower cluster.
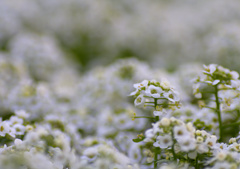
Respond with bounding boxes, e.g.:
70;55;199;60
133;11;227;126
130;80;180;110
193;64;240;141
129;64;240;169
0;110;30;139
193;64;240;99
143;117;219;168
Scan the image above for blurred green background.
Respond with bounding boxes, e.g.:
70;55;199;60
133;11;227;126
1;0;240;72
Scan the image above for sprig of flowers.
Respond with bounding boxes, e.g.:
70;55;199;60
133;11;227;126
130;79;182;168
193;64;240;142
130;79;181;113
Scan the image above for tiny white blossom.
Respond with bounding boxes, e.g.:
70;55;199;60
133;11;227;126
230;71;239;80
15;110;30;119
211;161;231;169
0;121;10;137
145;85;162;98
9;116;23;125
173;125;190;139
145;129;154;139
13;124;26;135
133;80;148;90
163;90;180;103
218;65;230;74
160;80;171;90
160;118;170;127
129;89;139;96
212;80;220;85
178;137;196;152
205;135;217;148
153;134;173;148
83;146;98;160
134;94;145;107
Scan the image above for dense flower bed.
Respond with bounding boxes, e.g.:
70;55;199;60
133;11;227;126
1;0;240;168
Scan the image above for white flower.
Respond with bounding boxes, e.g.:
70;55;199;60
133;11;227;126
152;121;163;134
133;80;148;90
153;109;168;118
205;135;217;148
203;64;217;74
196;136;204;143
145;129;154;139
178;137;196;152
153;111;162;117
173;125;190;139
145;85;162;98
9;116;23;125
229;142;240;152
114;114;132;130
160;80;171;90
128;144;141;162
211;161;231;169
218;66;230;74
13;124;26;135
14;138;24;149
230;80;240;89
164;90;180;103
15;110;30;119
83;146;98;160
193;83;201;97
129;89;139;96
215;143;228;151
26;125;34;132
160;118;170;127
159;164;177;169
8;127;16;138
196;143;208;154
195;93;202;99
186;122;195;133
134;94;145;107
230;71;239;80
212;80;220;85
0;121;10;137
216;151;227;161
153;134;173;148
229;138;237;144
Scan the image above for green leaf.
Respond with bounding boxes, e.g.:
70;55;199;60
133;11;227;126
132;137;145;143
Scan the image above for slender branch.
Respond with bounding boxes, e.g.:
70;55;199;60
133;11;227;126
204;106;218;112
154;98;159;169
154;150;158;169
196;154;199;169
214;85;223;142
203;72;214;78
157;103;176;106
144;105;155;107
218;88;234;91
223;121;240;128
171;130;177;161
200;91;215;94
134;116;155;119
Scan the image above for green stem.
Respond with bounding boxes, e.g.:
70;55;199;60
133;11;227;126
204;106;218;111
134;116;155;119
218;88;235;91
154;98;159;169
171;130;177;161
223;121;240;128
157;103;176;106
196;154;199;169
154;150;158;169
214;85;223;142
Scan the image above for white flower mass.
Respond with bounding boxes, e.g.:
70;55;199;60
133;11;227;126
0;0;240;169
